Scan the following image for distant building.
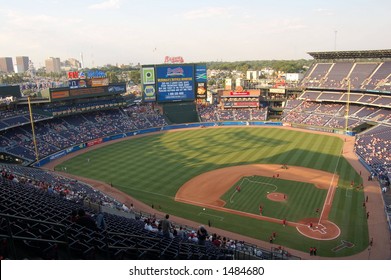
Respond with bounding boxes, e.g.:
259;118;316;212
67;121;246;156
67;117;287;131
0;57;15;73
285;73;304;83
246;70;261;81
16;56;29;73
63;58;81;70
45;57;61;73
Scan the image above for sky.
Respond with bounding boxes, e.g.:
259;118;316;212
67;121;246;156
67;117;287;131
1;0;390;68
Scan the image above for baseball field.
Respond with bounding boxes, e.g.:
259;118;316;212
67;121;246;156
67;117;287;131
54;126;368;257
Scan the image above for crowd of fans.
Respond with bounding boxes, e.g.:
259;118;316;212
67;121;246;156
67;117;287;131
354;125;391;179
0;104;168;162
197;104;268;122
1;164;123;208
282;100;390;129
0;162;278;260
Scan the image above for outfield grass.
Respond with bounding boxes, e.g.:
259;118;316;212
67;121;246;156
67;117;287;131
55;127;367;257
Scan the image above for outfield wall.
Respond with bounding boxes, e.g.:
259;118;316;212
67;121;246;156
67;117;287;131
33;120;355;168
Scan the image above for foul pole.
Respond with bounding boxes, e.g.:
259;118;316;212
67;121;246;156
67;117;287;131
345;80;351;132
27;96;39;162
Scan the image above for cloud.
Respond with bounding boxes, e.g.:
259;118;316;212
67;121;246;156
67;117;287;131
314;8;334;16
88;0;121;10
183;7;232;20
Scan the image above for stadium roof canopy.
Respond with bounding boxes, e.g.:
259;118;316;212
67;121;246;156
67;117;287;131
307;49;391;60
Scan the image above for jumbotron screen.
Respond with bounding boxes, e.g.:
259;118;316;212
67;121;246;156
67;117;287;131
141;63;207;103
156;65;194;102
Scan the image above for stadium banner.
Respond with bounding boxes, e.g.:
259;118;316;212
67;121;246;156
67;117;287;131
156;65;195;102
230;91;250;95
49;150;67;161
86;78;109;87
33;157;51;167
68;79;87;89
65;145;84;154
143;85;157;102
142;67;156;85
270;88;286;94
224;101;259;107
196;81;207;99
108;84;126;94
69;86;107;97
86;138;103;147
107;134;126;141
51;90;70;99
195;64;207;82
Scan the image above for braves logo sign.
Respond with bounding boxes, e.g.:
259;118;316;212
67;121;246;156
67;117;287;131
166;67;184;77
164;56;184;64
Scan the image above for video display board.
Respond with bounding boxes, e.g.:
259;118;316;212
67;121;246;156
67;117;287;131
156;65;195;102
141;63;207;103
195;64;207;99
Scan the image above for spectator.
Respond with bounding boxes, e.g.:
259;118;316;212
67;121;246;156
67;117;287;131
197;225;208;246
161;214;172;239
76;208;98;230
95;212;107;231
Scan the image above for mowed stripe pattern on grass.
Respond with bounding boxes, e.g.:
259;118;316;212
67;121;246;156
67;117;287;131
58;128;343;198
56;127;368;256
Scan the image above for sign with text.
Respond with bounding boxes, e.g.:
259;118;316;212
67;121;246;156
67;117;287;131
164;56;184;64
142;67;155;85
143;85;156;102
230;91;250;95
156;65;194;102
195;65;207;82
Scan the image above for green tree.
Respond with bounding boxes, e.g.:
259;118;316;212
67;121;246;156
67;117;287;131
107;71;119;83
129;70;141;84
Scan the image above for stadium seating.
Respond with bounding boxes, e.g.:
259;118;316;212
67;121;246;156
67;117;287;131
0;164;286;260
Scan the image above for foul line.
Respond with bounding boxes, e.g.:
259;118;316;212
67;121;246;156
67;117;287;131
318;146;343;224
198;212;224;221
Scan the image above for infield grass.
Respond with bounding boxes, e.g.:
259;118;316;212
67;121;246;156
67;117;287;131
55;127;367;257
221;176;327;220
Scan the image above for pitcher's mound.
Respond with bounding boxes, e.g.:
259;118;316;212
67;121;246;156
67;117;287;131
266;192;287;202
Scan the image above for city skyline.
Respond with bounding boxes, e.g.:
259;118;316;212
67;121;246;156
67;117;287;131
1;0;390;68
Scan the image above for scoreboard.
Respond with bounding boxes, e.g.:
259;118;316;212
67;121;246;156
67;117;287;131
156;65;194;102
141;63;207;103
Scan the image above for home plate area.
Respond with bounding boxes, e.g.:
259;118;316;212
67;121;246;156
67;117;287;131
296;218;341;241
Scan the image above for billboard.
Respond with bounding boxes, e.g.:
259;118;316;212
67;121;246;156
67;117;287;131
195;65;207;99
87;78;109;87
143;85;156;102
142;67;155;85
156;65;194;102
51;90;70;99
69;79;87;89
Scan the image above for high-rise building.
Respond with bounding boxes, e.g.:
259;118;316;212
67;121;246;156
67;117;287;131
64;58;81;69
16;56;29;73
0;57;15;73
45;57;61;73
